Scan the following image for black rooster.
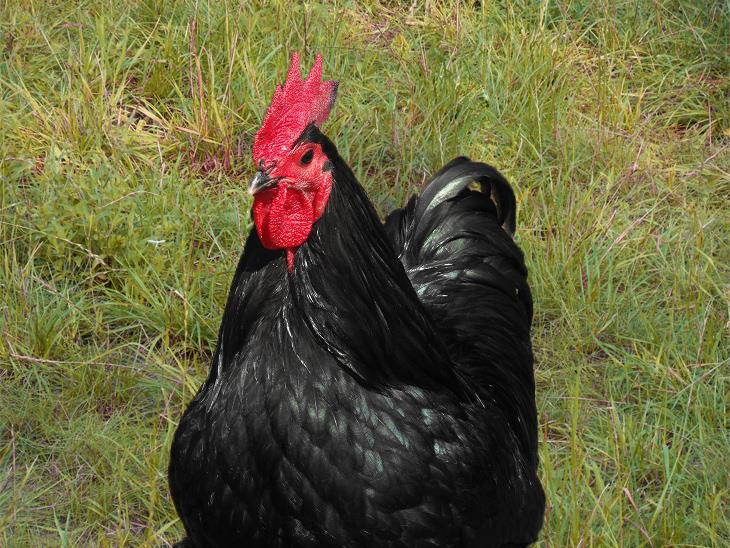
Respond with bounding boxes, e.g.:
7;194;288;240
169;53;544;547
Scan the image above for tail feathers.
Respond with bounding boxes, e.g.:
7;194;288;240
383;156;531;320
414;156;517;236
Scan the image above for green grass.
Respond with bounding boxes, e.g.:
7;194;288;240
1;0;728;545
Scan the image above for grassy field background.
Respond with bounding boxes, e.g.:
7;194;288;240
1;0;728;545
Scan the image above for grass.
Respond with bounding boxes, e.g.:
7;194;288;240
0;0;728;545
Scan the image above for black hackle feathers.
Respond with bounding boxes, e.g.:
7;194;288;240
169;129;545;547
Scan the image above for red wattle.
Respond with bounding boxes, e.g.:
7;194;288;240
253;184;315;251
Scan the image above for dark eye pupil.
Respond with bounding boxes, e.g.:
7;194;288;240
301;150;314;165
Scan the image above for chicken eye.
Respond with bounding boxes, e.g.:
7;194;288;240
300;149;314;165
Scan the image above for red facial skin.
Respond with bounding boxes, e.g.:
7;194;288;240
252;142;332;272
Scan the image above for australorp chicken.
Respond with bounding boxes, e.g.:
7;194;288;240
169;53;545;547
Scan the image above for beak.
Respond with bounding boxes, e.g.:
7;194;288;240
248;171;277;195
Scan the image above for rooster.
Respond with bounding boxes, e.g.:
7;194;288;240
169;53;545;547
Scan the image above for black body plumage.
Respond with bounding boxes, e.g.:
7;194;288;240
169;127;545;547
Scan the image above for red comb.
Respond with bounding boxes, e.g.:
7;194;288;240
253;53;338;166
